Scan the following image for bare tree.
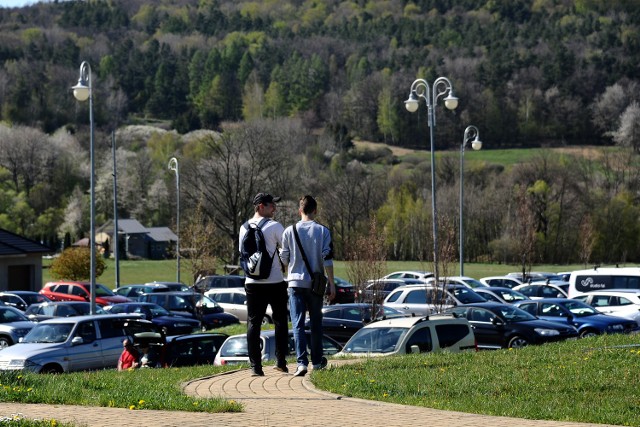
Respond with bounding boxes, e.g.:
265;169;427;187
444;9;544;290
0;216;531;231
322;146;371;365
346;217;386;317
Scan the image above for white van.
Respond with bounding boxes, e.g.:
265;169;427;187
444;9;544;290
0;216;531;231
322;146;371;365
568;267;640;297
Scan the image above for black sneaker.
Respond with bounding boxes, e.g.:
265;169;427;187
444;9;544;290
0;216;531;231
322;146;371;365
251;366;265;377
274;364;289;373
313;357;328;371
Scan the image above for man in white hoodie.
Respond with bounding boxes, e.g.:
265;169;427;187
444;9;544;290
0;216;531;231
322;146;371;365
280;195;336;377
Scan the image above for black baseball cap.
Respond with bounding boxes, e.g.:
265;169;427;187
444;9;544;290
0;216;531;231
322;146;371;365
253;193;281;205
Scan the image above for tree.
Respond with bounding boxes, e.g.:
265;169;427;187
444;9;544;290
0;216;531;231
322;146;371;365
50;247;106;281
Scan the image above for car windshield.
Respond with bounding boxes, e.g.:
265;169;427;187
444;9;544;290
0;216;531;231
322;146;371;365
0;307;29;323
343;327;408;353
450;288;486;303
148;305;171;317
495;305;537;322
561;301;599;317
219;337;250;357
95;284;115;297
23;323;73;343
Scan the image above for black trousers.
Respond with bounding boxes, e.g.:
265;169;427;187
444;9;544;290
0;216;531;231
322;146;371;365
245;281;289;369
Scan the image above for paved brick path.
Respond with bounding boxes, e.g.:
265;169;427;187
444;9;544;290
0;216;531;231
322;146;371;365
0;363;621;426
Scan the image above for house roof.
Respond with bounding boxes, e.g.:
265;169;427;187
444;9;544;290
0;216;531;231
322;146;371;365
0;228;53;256
146;227;177;243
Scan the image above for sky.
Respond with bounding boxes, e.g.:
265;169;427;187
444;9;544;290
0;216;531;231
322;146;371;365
1;0;47;8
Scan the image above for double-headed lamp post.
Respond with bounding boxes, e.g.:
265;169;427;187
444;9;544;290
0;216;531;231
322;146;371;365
405;77;458;282
168;157;180;283
71;61;96;315
459;125;482;276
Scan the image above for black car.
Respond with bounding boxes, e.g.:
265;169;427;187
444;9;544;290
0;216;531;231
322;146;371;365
5;291;51;309
106;302;201;335
448;302;578;349
24;302;108;322
113;284;171;301
194;275;245;292
138;291;240;330
163;333;229;367
332;277;356;305
316;303;406;344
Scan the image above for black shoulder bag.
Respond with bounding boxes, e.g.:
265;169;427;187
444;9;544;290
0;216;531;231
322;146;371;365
292;225;327;296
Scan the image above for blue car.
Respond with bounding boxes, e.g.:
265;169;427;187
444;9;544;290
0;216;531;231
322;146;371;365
514;298;638;338
106;302;201;335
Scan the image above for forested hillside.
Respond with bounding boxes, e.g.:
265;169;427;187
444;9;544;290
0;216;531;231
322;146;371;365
1;0;640;268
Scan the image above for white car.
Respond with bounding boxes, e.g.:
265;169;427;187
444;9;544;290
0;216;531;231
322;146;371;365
205;288;273;324
381;271;433;282
479;276;524;289
337;315;476;357
572;290;640;326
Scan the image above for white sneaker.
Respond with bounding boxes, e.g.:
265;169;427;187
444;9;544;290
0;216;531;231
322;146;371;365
293;365;308;377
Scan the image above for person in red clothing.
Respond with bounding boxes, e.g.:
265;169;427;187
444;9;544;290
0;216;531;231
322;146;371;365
117;339;139;370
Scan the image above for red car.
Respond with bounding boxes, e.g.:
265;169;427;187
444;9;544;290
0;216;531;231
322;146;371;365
40;281;131;306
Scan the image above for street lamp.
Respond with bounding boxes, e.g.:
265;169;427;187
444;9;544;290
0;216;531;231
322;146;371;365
459;125;482;276
405;77;458;281
168;157;180;283
71;61;96;315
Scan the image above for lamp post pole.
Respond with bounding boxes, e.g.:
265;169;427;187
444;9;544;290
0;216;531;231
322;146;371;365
71;61;96;315
168;157;180;283
112;131;120;289
459;125;482;276
405;77;458;282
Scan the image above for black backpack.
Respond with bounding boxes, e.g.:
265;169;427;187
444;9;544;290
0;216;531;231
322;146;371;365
239;218;274;279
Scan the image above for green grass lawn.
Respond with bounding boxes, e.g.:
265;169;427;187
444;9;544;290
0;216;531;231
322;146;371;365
1;334;638;425
42;258;590;290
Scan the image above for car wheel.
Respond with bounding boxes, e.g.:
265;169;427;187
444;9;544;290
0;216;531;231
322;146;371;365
261;316;272;326
579;329;598;338
41;364;63;374
0;336;12;349
507;335;529;348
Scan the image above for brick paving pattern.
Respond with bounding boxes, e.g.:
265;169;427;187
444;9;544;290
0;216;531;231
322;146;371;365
0;362;621;427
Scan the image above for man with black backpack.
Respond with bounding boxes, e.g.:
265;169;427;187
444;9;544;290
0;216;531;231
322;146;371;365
238;192;289;376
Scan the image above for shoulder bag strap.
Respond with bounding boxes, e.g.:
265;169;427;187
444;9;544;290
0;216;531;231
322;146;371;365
292;224;314;275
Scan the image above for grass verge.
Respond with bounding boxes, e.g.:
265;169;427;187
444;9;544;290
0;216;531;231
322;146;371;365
312;333;640;426
0;365;242;413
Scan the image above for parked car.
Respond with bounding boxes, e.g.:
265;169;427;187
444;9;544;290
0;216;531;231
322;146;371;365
479;276;524;289
473;287;530;304
0;293;30;311
24;302;108;322
572;290;640;325
113;284;171;301
514;298;638;338
7;291;51;308
144;281;190;292
383;284;486;316
0;306;35;348
448;302;579;349
194;275;245;292
337;315;476;357
316;303;407;345
0;314;161;373
163;333;229;367
358;279;423;304
204;288;273;324
138;291;239;330
213;329;342;366
439;276;487;289
513;283;569;299
380;271;434;282
105;302;201;335
40;281;131;306
332;277;356;304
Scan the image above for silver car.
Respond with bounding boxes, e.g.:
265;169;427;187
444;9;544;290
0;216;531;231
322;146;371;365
0;306;35;348
0;314;160;373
